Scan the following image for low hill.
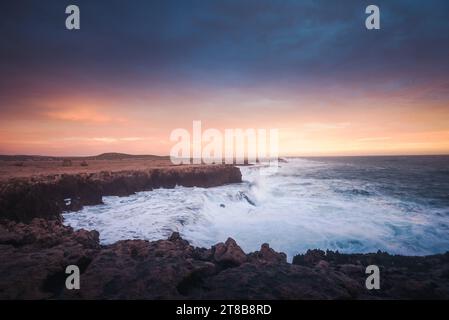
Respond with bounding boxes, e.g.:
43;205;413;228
0;153;169;161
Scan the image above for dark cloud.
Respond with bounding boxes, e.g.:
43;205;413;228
1;0;449;106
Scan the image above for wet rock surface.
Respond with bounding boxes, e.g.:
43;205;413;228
1;219;448;300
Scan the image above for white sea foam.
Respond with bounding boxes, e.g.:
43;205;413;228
63;158;449;260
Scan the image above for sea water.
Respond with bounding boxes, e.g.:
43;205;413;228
63;156;449;260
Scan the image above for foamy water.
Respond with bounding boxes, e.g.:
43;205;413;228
63;157;449;260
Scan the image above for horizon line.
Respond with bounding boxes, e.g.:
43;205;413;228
1;152;449;159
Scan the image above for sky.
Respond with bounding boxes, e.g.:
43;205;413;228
1;0;449;156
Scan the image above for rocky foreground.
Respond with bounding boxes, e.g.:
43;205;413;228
1;164;448;300
0;218;448;300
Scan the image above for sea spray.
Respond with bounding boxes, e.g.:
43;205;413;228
63;156;449;261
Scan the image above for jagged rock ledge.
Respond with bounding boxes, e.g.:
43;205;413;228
0;219;448;300
0;165;242;222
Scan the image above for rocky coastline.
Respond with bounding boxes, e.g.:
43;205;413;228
0;164;448;299
1;219;448;299
0;165;242;222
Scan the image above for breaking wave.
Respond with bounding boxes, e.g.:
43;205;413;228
63;156;449;260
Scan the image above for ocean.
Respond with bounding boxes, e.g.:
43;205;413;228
63;155;449;260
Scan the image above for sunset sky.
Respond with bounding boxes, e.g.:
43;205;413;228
1;0;449;156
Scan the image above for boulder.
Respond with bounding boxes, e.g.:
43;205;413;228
213;238;247;266
249;243;287;264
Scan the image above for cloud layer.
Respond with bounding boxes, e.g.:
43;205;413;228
1;0;448;155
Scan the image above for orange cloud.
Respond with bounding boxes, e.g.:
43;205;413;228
1;82;448;156
45;108;126;124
